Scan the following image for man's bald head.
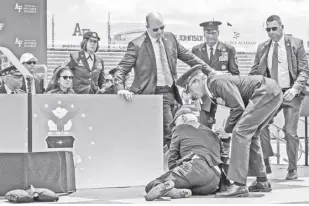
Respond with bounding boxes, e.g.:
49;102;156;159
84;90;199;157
146;12;163;27
146;12;165;39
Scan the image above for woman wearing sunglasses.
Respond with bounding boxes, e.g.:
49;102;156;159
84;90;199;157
45;66;75;94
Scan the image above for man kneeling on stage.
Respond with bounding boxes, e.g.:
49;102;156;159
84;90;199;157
145;108;228;201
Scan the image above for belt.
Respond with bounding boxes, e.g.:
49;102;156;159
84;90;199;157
191;154;221;177
155;86;172;94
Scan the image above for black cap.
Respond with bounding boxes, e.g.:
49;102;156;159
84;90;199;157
176;65;203;91
0;66;22;77
199;21;222;30
83;31;100;41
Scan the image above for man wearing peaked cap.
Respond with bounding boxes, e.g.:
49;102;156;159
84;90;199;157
192;20;239;129
145;107;231;201
176;67;283;197
0;66;25;94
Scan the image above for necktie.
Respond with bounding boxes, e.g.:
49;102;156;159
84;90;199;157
209;47;214;65
271;42;279;82
87;55;93;60
156;39;173;87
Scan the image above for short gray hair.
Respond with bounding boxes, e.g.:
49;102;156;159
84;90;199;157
266;15;283;26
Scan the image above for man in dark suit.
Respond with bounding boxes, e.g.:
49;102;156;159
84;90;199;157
192;21;240;128
249;15;309;180
115;12;221;147
145;108;226;201
20;53;45;94
0;66;25;94
176;66;283;197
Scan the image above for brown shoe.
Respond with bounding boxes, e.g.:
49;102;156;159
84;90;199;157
165;188;192;199
286;170;298;180
145;180;175;201
215;184;249;197
248;181;272;192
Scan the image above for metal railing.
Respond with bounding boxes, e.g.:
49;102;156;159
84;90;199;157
271;121;308;166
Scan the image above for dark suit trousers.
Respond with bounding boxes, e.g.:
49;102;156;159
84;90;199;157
155;90;178;146
259;95;304;171
227;93;282;184
145;159;220;195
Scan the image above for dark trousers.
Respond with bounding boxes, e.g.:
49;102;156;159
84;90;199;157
155;87;179;146
227;93;283;184
259;95;304;171
145;159;220;195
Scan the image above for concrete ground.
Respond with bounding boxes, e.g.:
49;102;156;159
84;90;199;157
1;165;309;204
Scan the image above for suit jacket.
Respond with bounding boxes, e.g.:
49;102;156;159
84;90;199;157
0;84;26;94
206;75;281;133
66;51;105;94
168;123;222;170
192;41;240;112
249;35;309;94
114;32;212;104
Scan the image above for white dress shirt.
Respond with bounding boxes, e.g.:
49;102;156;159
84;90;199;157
147;32;173;87
267;36;290;88
85;52;94;70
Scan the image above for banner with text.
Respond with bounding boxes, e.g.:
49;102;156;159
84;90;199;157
0;0;47;65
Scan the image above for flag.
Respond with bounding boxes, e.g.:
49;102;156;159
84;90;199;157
227;22;232;27
233;32;240;39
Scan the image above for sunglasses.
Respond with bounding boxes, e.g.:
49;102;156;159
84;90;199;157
204;29;218;34
152;26;165;32
61;76;73;80
266;27;278;32
25;61;36;65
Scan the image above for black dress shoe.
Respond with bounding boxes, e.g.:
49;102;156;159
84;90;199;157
286;170;298;180
215;184;249;197
219;179;232;192
248;180;272;192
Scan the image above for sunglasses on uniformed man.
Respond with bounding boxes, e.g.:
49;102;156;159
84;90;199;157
204;29;218;34
266;27;278;32
61;76;73;80
152;26;165;32
25;61;36;65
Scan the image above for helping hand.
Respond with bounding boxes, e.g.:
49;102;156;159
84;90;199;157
283;88;298;101
117;90;133;101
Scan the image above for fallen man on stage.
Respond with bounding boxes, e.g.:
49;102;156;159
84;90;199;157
175;65;283;197
145;107;230;201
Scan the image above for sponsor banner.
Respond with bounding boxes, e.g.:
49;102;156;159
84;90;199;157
0;0;47;65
